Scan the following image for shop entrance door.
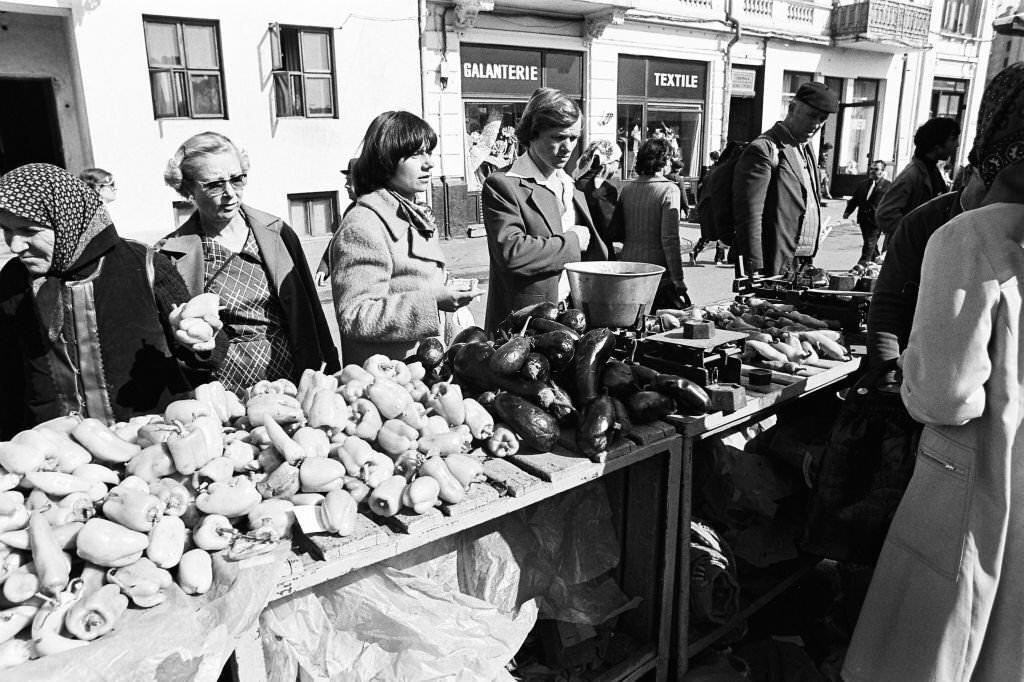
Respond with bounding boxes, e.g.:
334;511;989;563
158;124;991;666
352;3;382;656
0;78;64;174
617;103;702;180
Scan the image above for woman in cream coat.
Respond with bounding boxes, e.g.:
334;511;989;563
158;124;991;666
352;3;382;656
844;63;1024;681
330;111;481;366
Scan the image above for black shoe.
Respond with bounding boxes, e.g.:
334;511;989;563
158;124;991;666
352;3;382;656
689;252;700;267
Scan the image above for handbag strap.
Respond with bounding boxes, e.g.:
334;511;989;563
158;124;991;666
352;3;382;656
850;357;900;397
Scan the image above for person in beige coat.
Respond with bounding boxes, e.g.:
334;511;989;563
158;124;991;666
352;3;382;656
330;111;480;366
843;62;1024;681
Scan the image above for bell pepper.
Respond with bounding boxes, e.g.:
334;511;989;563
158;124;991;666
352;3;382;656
33;414;82;435
419;455;465;504
0;602;39;646
119;475;151;493
163;398;217;425
462;398;495;440
406;361;427;383
359;450;396;489
376;419;419;458
0;547;27;585
177;548;214;595
307;389;349;431
343;476;372;504
256;461;301;500
194;381;231;424
125;444;176;482
22;471;92;497
72;462;120;486
443;453;485;487
2;562;38;603
393;450;424;481
397;402;429;432
165;422;211;476
0;441;46;474
13;429;90;474
246;426;272;449
102;487;165;532
147;515;186;569
417;429;472;456
427;382;466;426
293;427;330;460
70;418;142;464
320;489;357;536
56;491;95;523
246;392;304;426
339;364;374;385
367;475;407;517
365;377;413;421
419;415;451;438
193;514;234;551
290;492;324;506
295;368;319;409
345;399;383;440
257;447;284;475
299;373;339;417
247;499;294;541
136;421;181;448
0;639;32;668
485;424;519;458
63;583;128;641
363;354;412;385
224;390;246;421
0;470;18;494
336;437;374;476
223;438;258;472
106;556;173;608
408;380;430;404
0;501;28;535
33;588;90;657
195;476;261;517
401;476;440;514
27;512;70;597
338;379;369;405
262;415;305;464
298;457;346;493
269;378;299;396
0;521;80;552
197;456;235;483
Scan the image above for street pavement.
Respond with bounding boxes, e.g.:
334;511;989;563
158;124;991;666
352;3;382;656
444;199;864;325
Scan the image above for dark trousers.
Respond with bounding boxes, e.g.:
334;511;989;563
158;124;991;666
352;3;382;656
858;220;881;265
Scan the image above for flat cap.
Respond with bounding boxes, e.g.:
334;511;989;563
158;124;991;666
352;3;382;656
795;82;839;114
340;157;358;175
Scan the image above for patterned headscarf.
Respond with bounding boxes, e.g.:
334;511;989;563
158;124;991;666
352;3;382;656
969;62;1024;189
0;163;111;274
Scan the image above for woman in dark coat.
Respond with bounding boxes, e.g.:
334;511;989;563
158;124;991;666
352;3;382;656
0;163;215;437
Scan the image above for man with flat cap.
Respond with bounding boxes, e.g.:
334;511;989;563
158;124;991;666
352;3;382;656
733;81;839;276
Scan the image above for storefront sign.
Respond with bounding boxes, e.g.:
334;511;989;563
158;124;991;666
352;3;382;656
730;67;757;98
461;45;542;97
647;59;707;100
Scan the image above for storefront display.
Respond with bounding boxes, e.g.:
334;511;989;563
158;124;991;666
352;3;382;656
617;56;708;178
821;77;881;197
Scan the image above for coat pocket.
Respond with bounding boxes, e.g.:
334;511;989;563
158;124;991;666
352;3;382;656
887;428;970;580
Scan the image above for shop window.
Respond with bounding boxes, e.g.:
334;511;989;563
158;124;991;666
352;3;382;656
780;71;813;119
271;25;336;118
143;16;225;119
940;0;980;35
289;192;338;237
931;78;968;126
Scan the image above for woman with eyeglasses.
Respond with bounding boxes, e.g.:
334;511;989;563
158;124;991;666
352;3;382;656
79;167;117;205
0;163;220;437
159;131;339;393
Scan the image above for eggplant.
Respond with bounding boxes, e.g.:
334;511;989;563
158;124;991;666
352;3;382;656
424;359;453;386
490;336;534;376
601;360;636;399
626;391;675;423
455;344;553;405
500;302;560;331
556;308;588;335
521;352;550;382
576;395;617;459
531;330;576;368
416;338;446;370
526;317;581;342
451;326;491;346
492;393;560;452
629;362;660;390
611;397;632;443
574;329;617;406
476;391;498;408
445;342;467;366
652;374;711;415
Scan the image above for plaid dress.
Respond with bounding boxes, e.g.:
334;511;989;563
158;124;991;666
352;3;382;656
202;231;294;392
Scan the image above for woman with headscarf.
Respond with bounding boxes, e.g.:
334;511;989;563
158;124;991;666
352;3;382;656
159;132;339;393
574;139;622;248
843;62;1024;681
0;163;218;437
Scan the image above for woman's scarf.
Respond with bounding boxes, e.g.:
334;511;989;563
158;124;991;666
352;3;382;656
970;62;1024;189
388;190;437;239
0;163;112;341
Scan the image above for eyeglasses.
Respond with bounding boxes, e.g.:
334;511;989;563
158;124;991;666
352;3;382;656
195;173;248;196
99;182;117;190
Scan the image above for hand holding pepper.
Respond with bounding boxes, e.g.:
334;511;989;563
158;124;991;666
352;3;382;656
170;292;223;352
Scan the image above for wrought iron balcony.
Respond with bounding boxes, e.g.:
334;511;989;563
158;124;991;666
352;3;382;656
831;0;931;51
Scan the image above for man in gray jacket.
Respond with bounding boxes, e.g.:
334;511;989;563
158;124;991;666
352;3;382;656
733;82;839;276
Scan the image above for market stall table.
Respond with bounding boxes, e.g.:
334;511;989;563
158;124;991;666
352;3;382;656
667;357;862;676
231;424;684;682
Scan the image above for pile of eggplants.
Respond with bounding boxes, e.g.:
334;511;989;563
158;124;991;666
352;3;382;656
413;301;710;461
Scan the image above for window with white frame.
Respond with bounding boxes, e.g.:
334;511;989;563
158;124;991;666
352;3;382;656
289;192;338;237
272;26;336;118
143;17;225;119
940;0;980;35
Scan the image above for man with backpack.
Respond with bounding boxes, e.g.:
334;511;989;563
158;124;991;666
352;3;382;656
733;82;839;276
694;140;747;266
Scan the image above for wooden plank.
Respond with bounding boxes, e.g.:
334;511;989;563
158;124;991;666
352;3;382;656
387;506;446;534
482;457;544;497
440;480;500;517
304;513;390;562
619;456;666;645
628;421;676;445
509;443;591;482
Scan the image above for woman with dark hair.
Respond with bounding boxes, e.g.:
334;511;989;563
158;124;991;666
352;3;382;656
481;87;608;329
612;137;691;309
0;164;218;436
158;131;338;393
330;111;481;365
79;167;117;205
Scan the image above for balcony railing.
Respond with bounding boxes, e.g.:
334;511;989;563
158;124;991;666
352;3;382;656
832;0;931;49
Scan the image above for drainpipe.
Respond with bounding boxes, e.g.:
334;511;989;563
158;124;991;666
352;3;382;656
721;0;742;149
437;6;452;237
893;52;908;170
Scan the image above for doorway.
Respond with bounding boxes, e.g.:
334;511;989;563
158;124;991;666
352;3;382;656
0;78;65;174
616;103;703;178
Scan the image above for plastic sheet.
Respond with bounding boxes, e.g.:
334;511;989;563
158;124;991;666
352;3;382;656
12;545;289;682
